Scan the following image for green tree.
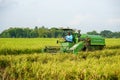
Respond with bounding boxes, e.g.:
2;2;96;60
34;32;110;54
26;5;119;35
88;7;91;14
87;30;99;35
100;30;113;38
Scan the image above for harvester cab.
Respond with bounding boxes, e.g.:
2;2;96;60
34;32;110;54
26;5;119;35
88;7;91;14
44;28;105;54
58;28;84;54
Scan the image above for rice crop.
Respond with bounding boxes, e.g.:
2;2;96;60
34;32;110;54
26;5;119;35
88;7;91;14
0;38;120;80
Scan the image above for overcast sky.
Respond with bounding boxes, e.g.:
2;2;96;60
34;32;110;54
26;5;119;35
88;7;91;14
0;0;120;33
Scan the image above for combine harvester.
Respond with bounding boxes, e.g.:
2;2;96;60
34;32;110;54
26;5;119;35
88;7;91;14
44;28;105;54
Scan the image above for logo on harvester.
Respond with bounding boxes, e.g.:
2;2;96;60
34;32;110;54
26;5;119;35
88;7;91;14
93;39;102;42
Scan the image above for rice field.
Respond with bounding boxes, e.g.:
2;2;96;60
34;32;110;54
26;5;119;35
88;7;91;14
0;38;120;80
0;38;59;54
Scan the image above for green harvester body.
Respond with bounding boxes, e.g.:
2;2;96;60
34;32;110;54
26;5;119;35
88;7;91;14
44;29;105;54
59;34;105;54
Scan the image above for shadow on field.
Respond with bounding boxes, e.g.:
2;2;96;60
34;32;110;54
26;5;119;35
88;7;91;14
0;45;120;56
106;45;120;49
0;48;43;55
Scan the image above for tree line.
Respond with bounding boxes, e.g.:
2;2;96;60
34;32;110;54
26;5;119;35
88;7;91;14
0;26;120;38
87;30;120;38
0;26;64;38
